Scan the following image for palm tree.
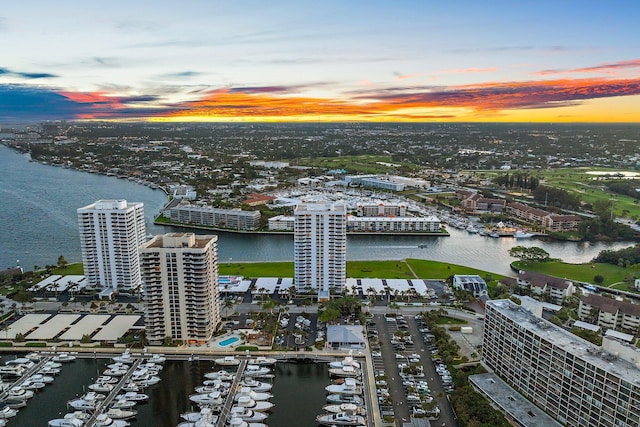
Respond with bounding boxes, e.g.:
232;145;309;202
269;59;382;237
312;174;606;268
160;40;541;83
222;298;234;318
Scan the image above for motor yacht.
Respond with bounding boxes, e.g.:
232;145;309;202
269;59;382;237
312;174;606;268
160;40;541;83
325;378;362;395
0;405;17;419
106;407;137;420
243;365;271;378
316;411;366;426
214;355;240;366
322;403;365;415
328;365;360;378
247;356;276;366
239;378;272;392
52;352;77;363
229;406;269;422
204;370;235;381
329;356;360;370
110;399;137;409
235;395;274;412
94;413;130;427
112;350;135;364
326;394;361;405
189;391;224;406
234;386;273;401
115;391;148;402
227;418;268;427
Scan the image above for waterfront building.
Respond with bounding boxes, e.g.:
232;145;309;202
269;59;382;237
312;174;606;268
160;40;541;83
509;271;575;305
452;275;488;297
141;233;220;344
483;299;640;427
294;202;346;300
168;203;261;230
268;215;295;231
355;202;407;217
77;199;146;294
506;202;581;232
344;175;405;191
347;215;441;233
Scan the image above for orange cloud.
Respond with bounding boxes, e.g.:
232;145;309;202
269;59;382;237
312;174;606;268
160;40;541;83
536;59;640;76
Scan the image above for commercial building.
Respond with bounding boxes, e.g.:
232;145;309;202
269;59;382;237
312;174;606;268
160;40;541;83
483;299;640;427
141;233;220;344
77;199;146;294
294;202;346;300
169;204;261;230
356;202;407;217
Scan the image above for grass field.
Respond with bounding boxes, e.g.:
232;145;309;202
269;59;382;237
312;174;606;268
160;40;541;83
512;260;634;285
51;263;84;275
472;167;640;219
219;259;505;282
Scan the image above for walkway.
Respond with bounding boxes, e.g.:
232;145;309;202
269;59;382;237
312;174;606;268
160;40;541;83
216;359;247;427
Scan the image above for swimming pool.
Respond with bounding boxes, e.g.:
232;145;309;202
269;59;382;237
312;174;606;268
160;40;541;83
219;336;240;347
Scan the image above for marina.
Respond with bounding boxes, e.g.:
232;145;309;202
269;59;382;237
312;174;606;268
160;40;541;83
0;350;375;426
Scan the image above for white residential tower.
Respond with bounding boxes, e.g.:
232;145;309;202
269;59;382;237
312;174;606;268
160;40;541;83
77;199;146;294
294;202;346;300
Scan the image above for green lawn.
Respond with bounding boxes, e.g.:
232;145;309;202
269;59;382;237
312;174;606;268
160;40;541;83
405;259;504;280
219;259;505;281
346;261;415;279
219;262;294;278
51;263;84;275
512;260;632;285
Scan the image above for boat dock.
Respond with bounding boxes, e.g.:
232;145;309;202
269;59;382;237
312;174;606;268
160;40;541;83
215;359;247;427
0;356;52;400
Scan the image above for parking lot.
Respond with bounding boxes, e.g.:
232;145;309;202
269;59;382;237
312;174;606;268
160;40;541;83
367;313;458;426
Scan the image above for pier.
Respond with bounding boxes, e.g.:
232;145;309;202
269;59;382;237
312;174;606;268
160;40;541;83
84;359;142;427
0;356;51;401
215;359;247;427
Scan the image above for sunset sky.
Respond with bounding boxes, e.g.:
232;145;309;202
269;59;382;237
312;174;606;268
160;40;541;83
1;1;639;122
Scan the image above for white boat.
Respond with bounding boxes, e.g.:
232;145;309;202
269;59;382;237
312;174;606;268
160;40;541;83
178;407;218;426
104;367;128;376
111;399;137;409
52;352;77;363
227;418;268;427
515;230;535;239
316;411;366;426
6;357;34;367
113;350;135;364
328;365;360;378
329;356;360;370
146;354;166;364
28;373;54;384
239;378;272;392
195;383;229;395
25;352;42;362
326;394;361;405
68;391;104;410
7;386;34;400
466;225;479;234
89;382;115;393
204;370;235;381
230;406;269;422
22;379;46;391
248;356;276;365
115;391;148;402
234;387;273;401
214;355;240;366
235;395;274;412
325;378;362;395
189;391;224;406
48;417;84;427
0;405;17;419
106;407;137;420
322;403;364;415
243;365;271;378
94;413;130;427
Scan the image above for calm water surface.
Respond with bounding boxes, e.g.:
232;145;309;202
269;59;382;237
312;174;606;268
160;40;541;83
8;356;328;427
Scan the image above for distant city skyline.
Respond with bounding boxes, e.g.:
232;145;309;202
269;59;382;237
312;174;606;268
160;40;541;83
1;1;639;123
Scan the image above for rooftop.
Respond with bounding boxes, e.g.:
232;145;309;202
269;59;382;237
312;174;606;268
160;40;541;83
488;299;640;385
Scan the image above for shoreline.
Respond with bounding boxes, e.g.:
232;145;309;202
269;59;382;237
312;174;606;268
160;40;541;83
154;218;450;237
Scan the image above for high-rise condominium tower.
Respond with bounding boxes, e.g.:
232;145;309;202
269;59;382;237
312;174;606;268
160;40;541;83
77;199;146;294
141;233;220;344
294;202;346;301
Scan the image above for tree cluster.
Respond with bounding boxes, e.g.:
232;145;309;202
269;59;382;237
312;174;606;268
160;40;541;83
492;172;540;191
603;180;640;200
532;185;581;210
593;244;640;267
509;246;551;263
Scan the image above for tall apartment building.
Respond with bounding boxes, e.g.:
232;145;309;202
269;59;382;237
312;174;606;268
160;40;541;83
483;299;640;427
294;202;346;300
140;233;220;344
77;199;146;294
